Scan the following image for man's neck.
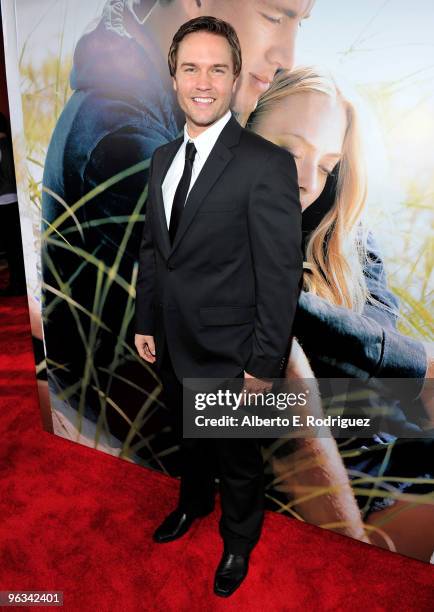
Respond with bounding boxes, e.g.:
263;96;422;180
185;110;231;140
186;122;209;140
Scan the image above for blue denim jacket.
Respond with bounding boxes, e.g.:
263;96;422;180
41;18;183;419
294;232;427;402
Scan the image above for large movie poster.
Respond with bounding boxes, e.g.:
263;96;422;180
2;0;433;563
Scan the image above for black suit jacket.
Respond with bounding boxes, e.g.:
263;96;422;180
135;113;303;381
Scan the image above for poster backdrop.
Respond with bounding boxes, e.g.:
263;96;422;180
2;0;433;563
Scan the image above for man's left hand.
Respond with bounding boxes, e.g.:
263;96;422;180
243;371;273;395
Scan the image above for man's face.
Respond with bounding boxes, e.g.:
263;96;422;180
204;0;314;119
172;31;238;135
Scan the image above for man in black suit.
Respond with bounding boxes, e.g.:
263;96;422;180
135;16;302;597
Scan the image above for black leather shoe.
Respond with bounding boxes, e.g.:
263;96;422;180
214;551;249;597
152;506;213;543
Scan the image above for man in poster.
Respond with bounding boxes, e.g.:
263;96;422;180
41;0;313;431
134;17;303;597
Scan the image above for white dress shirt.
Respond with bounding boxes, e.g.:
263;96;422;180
162;109;232;228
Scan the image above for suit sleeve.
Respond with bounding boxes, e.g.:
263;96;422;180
245;148;303;378
134;153;157;335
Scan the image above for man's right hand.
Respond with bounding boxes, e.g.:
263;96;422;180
135;334;156;363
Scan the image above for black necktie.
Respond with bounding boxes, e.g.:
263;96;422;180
169;141;197;244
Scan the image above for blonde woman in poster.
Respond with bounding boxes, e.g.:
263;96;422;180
247;66;434;562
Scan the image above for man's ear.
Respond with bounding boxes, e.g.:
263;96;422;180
232;75;239;94
172;76;178;92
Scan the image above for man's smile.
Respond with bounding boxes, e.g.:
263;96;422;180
192;96;216;105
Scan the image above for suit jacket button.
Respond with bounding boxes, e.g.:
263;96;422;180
167;263;174;271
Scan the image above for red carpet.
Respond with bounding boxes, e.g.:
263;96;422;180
0;285;433;610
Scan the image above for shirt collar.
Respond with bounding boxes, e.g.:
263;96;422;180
183;109;232;162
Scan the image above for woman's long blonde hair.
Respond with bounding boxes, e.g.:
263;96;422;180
248;66;369;312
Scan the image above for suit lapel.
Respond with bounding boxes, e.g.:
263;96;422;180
154;113;242;258
170;142;233;255
153;136;183;257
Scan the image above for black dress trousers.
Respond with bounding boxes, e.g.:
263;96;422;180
157;346;265;555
